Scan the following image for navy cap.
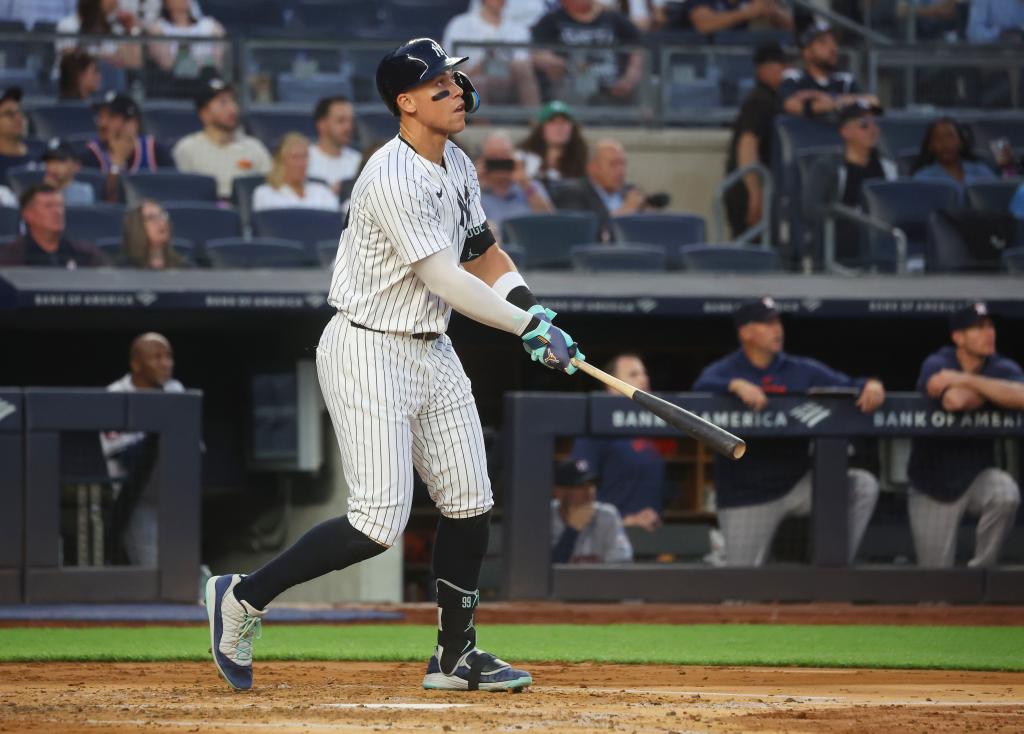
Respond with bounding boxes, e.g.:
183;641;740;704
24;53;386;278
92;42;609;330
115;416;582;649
554;458;597;487
1;86;22;104
836;99;883;127
95;90;140;119
753;42;790;66
798;20;833;48
949;302;991;331
733;296;780;328
195;77;233;111
41;137;76;161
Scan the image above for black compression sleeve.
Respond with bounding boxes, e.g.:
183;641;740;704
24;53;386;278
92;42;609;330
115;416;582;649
506;285;541;312
460;223;496;262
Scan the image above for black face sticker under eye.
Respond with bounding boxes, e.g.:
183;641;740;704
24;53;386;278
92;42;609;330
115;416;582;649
431;89;451;102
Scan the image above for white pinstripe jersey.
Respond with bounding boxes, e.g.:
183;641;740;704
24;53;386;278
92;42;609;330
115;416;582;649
327;135;487;335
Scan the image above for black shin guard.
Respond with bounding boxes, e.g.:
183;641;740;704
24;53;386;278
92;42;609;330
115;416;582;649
432;512;491;675
234;516;386;611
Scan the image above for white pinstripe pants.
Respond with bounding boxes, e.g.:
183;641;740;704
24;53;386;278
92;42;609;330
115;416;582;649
909;468;1020;568
316;314;493;547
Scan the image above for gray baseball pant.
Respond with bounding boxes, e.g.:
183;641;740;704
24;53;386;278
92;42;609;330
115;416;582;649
719;469;880;567
909;468;1020;568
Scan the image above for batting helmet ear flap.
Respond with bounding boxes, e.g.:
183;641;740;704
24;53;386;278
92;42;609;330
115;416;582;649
453;71;480;114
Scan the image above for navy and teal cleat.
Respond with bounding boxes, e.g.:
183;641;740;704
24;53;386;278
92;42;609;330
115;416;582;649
204;574;266;691
422;648;533;691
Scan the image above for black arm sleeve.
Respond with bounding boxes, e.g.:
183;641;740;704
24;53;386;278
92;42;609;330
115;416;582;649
551;527;579;563
459;222;496;263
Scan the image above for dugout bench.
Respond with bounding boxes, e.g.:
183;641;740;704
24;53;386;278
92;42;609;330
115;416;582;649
0;389;203;604
502;392;1024;604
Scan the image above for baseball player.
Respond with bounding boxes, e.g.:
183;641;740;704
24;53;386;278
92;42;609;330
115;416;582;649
206;38;583;693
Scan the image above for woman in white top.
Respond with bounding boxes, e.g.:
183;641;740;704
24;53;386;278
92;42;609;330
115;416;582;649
252;133;339;213
146;0;225;74
56;0;142;70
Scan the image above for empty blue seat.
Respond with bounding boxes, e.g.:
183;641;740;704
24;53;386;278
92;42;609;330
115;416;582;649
877;117;933;159
1004;247;1024;274
667;79;721;111
967;180;1022;213
141;105;202;147
231;173;267;233
123;172;218;206
245;110;317;149
0;207;20;237
924;211;1004;273
501;212;602;269
27;103;96;140
276;73;354;105
571;243;668;271
610;213;706;267
163;203;242;251
678;244;784;272
65;204;125;245
862;180;961;272
252;208;343;247
205;237;313;268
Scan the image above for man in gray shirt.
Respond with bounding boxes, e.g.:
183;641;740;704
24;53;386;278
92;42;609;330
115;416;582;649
551;458;633;563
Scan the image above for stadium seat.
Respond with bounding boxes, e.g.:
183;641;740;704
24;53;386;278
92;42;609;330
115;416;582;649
383;0;465;41
924;211;1002;273
970;119;1024;158
294;0;382;37
93;236;196;264
862;180;961;272
315;238;339;267
65;204;125;245
200;0;284;34
252;208;344;248
570;243;668;271
5;166;42;196
0;206;20;238
163;203;242;253
967;180;1022;213
500;212;602;269
502;242;527;270
667;79;722;111
1004;247;1024;274
877;117;932;159
123;172;218;206
26;103;96;140
275;72;354;105
205;237;314;268
610;213;706;268
356;111;399;146
231;173;267;233
678;243;784;272
141;105;202;147
245;110;317;150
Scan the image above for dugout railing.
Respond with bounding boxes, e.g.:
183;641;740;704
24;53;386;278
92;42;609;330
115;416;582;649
0;388;203;604
502;391;1024;604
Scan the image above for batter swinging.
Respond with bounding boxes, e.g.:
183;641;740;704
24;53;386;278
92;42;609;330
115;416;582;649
205;38;583;693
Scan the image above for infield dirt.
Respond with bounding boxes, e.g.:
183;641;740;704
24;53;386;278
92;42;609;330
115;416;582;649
1;661;1022;733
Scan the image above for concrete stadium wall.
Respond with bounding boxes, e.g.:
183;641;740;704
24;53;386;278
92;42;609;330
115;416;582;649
456;125;732;227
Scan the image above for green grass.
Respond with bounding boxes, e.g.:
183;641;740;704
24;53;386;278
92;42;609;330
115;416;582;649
1;624;1023;671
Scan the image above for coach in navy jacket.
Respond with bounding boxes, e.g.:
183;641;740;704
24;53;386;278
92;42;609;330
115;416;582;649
692;296;884;566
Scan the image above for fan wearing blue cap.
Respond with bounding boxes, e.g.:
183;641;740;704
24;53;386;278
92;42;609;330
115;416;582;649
907;302;1023;568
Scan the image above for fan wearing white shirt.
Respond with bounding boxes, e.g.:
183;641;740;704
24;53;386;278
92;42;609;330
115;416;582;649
252;132;339;213
307;96;362;196
442;0;540;106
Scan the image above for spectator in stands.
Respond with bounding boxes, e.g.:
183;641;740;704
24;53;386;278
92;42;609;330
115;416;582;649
146;0;226;77
518;101;589;182
966;0;1024;42
1011;182;1024;218
118;199;186;268
553;138;651;239
908;302;1023;567
0;183;106;267
3;0;76;29
802;101;897;265
253;133;339;213
911;117;997;191
56;0;143;73
58;49;102;102
81;92;175;201
691;297;883;566
551;458;634;563
611;0;669;30
780;20;879;118
0;185;16;208
572;353;669;532
531;0;644;104
675;0;791;36
307;96;360;197
725;42;790;238
100;332;185;566
42;138;95;206
478;132;553;231
173;78;271;199
443;0;541;107
0;87;36;182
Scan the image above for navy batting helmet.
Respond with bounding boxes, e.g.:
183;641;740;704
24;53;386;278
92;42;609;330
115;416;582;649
376;38;480;117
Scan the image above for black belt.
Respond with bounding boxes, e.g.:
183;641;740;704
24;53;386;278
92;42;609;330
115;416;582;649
350;321;441;341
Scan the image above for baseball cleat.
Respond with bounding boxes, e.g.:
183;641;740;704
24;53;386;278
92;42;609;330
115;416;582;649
205;574;266;691
422;647;532;691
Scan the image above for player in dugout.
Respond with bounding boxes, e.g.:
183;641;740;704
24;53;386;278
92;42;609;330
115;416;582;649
691;296;884;566
907;302;1023;568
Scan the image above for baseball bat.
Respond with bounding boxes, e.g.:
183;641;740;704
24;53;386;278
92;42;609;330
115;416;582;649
571;358;746;460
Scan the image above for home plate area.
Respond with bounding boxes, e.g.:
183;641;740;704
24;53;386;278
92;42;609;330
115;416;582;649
1;662;1022;733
